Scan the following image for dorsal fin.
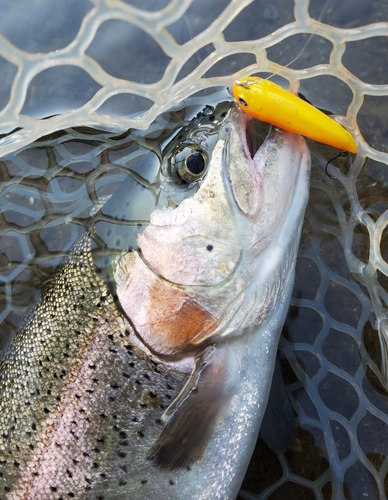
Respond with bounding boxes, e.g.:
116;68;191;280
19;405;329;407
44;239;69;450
148;345;234;470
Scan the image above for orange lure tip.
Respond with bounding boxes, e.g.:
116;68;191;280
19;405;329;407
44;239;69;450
233;77;357;154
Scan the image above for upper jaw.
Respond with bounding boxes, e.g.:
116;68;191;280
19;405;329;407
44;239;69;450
220;104;263;219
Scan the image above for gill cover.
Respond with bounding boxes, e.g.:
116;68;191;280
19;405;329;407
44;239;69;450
115;102;310;471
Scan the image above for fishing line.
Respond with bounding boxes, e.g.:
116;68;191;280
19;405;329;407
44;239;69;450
324;151;348;178
264;0;332;82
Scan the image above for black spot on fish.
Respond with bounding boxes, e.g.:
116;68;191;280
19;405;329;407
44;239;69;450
115;238;121;246
207;245;213;251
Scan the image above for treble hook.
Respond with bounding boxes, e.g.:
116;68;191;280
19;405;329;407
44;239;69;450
325;151;348;178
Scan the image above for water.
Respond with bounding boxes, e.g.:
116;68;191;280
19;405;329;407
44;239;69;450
1;0;388;498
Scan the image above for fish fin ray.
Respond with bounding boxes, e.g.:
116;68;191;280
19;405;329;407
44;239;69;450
259;356;295;453
148;345;233;470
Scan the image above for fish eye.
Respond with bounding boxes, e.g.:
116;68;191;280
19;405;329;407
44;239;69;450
164;143;208;185
177;150;206;182
187;151;205;174
239;98;248;107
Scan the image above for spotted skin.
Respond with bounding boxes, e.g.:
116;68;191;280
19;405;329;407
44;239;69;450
0;233;187;499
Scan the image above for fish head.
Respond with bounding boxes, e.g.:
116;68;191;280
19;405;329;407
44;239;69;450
114;101;311;358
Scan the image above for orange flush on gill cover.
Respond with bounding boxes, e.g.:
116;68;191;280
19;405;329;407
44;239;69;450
116;252;216;356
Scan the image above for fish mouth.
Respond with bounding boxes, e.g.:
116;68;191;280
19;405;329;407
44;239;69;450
228;102;271;162
221;103;269;219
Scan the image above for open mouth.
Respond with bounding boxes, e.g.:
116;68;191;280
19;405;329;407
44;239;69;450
230;102;271;161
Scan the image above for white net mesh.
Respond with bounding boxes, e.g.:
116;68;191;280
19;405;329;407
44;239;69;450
1;0;388;498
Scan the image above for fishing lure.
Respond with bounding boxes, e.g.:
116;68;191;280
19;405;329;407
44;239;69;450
233;76;357;154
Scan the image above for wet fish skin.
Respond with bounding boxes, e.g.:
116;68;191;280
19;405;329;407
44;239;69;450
0;102;311;499
0;233;189;499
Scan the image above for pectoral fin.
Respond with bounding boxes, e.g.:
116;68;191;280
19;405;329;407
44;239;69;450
259;357;295;453
148;345;234;470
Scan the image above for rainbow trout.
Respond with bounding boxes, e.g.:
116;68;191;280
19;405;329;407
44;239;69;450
0;102;310;499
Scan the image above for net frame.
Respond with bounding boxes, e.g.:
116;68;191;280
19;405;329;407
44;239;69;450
1;0;388;498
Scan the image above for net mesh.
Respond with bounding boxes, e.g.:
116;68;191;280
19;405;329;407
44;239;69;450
1;0;388;498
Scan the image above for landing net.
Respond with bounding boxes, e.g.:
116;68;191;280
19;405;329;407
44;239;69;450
1;0;388;498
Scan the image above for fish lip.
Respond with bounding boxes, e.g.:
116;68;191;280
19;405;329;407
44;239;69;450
226;103;257;161
227;104;291;167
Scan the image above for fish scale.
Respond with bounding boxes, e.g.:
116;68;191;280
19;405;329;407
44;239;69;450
1;1;388;498
0;101;311;499
0;231;188;498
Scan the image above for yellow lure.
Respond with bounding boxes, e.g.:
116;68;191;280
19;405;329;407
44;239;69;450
233;76;357;154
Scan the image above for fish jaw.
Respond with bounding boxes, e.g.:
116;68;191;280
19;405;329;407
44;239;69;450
116;105;311;359
137;135;244;288
141;115;312;494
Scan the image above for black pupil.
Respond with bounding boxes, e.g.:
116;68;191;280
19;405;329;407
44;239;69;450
186;152;205;175
239;97;247;107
